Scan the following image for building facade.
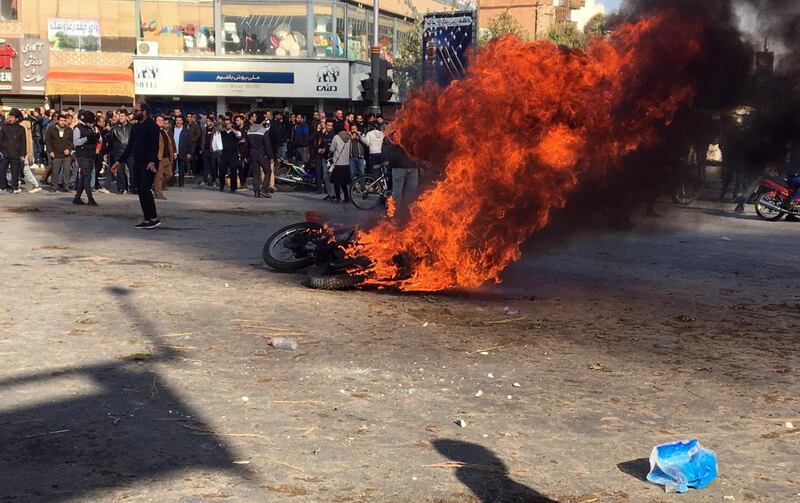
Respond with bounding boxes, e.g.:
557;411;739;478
0;0;451;115
478;0;595;40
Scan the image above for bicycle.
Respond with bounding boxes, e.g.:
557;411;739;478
350;162;391;210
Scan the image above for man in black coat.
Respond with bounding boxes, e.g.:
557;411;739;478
245;112;274;198
113;102;161;229
0;109;27;193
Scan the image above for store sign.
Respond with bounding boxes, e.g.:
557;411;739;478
0;38;52;95
422;11;475;87
134;59;350;99
20;39;49;93
48;18;101;52
0;41;16;92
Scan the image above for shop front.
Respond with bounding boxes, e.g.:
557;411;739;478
133;57;352;115
0;38;49;112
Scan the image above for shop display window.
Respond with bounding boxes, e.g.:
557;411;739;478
138;0;214;55
221;1;308;57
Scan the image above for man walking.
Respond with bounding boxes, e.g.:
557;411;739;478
112;102;161;229
44;114;73;193
0;109;26;194
72;110;100;206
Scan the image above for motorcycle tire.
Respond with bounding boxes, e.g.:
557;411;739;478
273;164;298;192
303;272;365;290
262;222;323;272
672;179;699;206
753;189;785;222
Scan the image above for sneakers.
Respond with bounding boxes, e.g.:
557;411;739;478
134;219;161;229
97;188;110;194
72;198;86;205
87;199;98;207
13;188;22;194
29;187;42;193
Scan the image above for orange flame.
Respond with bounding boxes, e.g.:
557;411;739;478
385;196;397;218
350;12;702;291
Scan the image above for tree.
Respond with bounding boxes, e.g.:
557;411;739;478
393;18;424;93
545;23;587;48
583;13;607;38
480;10;530;45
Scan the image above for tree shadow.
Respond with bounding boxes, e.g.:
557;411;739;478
432;439;557;503
0;287;246;502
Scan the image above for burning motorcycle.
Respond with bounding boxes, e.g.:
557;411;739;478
751;174;800;221
262;210;368;289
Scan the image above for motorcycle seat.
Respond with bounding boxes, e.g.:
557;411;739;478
768;176;792;188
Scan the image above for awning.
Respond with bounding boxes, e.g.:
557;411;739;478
45;67;134;98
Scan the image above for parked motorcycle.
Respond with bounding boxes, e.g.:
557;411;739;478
751;174;800;221
273;157;320;192
262;210;367;289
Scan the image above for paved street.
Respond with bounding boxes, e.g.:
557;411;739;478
0;187;798;502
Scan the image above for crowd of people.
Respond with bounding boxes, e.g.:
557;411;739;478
0;103;420;227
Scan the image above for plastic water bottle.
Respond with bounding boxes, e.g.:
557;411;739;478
268;337;298;350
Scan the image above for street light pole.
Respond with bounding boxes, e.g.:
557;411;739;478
369;0;381;116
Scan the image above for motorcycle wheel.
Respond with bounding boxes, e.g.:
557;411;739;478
262;222;323;271
350;175;385;210
273;165;298;192
303;272;365;290
754;189;785;221
672;179;699;206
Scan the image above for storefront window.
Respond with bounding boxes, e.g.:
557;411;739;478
378;15;395;60
22;0;136;53
138;0;215;55
1;0;18;21
346;6;369;62
221;1;308;57
312;3;344;59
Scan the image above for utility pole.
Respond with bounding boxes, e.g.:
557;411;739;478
369;0;381;116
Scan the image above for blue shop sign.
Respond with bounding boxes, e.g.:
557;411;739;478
183;71;295;84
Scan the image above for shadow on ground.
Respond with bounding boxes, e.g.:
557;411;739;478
0;287;246;502
433;439;557;503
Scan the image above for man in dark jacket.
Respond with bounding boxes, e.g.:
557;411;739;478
113;102;161;229
219;116;242;193
29;108;44;167
171;115;192;187
44;114;73;192
270;111;288;160
186;112;202;177
246;112;274;198
0;109;26;193
292;115;310;162
72;110;101;206
107;110;134;193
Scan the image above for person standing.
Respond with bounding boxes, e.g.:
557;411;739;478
0;109;26;194
349;125;367;183
245;112;274;198
328;127;352;203
270;110;288;161
72;110;100;206
18;113;42;193
44;114;73;193
316;120;336;199
234;114;249;189
361;126;384;173
383;135;418;215
30;108;44;169
112;102;161;229
218;117;241;192
107;109;133;193
186;112;202;178
201;114;220;187
293;114;310;162
154;115;175;199
171;115;191;187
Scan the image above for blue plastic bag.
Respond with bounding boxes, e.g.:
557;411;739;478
646;439;718;493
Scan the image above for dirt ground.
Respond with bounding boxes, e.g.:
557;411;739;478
0;184;798;503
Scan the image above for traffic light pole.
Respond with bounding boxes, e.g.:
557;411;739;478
368;0;381;116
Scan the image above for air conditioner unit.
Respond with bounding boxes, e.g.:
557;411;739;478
137;41;158;56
